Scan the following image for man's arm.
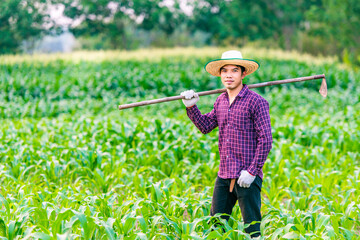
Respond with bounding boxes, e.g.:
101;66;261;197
180;90;218;134
247;99;273;176
186;105;218;134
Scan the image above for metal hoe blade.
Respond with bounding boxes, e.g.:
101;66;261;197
319;78;327;97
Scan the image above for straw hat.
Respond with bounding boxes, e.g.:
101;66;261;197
205;50;260;77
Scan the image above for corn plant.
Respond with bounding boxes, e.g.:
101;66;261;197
0;48;359;239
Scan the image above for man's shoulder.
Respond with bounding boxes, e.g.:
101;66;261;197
218;92;227;99
214;92;227;103
247;89;268;104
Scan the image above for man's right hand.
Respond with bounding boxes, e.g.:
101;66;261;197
180;90;199;108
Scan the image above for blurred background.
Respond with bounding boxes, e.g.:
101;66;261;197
1;0;359;67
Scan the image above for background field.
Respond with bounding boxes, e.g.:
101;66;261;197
0;47;359;239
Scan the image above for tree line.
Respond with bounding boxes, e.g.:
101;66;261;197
1;0;359;66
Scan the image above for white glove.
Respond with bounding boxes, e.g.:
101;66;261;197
237;170;256;188
180;90;199;108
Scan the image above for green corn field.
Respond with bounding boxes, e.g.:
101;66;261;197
0;47;359;239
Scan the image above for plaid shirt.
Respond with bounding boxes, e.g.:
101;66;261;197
186;84;272;179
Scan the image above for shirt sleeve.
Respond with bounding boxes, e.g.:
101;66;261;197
186;102;218;134
247;99;273;176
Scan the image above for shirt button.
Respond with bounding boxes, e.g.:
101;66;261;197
227;139;229;142
228;109;230;112
228;124;230;126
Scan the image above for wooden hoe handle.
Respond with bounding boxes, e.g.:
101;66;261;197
118;74;326;110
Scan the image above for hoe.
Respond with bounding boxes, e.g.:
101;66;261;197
118;74;327;110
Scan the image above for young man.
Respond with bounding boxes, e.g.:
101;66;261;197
180;50;272;238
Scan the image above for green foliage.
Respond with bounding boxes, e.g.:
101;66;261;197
0;0;50;54
61;0;133;49
61;0;186;50
189;0;315;47
305;0;360;66
0;49;359;238
1;0;360;67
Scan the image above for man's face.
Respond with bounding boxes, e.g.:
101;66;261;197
220;65;246;90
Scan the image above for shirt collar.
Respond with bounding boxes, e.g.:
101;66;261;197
238;84;249;98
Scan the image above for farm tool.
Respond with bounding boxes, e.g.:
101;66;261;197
118;74;327;110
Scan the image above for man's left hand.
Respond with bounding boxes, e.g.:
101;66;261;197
237;170;256;188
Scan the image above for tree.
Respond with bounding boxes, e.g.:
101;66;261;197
0;0;50;54
58;0;128;48
305;0;360;65
131;0;185;35
188;0;320;48
60;0;185;49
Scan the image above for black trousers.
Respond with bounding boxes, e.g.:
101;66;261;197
210;175;262;237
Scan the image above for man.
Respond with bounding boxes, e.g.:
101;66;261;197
180;50;272;238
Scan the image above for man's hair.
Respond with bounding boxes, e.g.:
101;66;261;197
220;65;246;74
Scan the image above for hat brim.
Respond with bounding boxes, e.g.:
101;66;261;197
204;58;260;77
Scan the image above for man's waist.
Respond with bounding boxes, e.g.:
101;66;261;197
218;169;263;180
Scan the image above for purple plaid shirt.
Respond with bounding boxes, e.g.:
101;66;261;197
186;84;272;179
